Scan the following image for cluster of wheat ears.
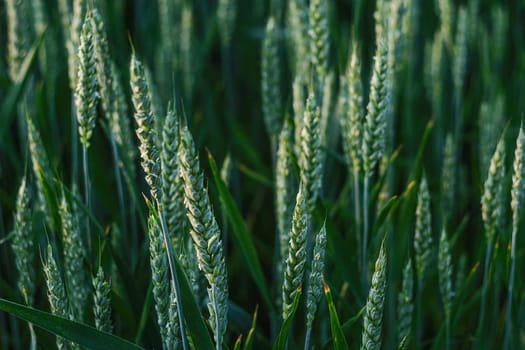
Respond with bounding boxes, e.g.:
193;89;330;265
1;0;523;349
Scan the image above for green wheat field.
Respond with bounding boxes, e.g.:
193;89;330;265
1;0;524;349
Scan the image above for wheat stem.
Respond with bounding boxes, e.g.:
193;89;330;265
362;175;370;283
82;145;91;250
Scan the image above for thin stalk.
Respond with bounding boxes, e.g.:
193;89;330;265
415;280;424;350
212;283;222;350
159;211;189;350
362;175;370;283
82;145;91;251
477;242;493;340
29;323;36;350
109;131;127;239
304;326;312;350
72;97;79;186
221;44;235;120
504;225;518;350
445;316;450;350
353;170;361;274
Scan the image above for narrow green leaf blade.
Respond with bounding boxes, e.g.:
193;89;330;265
208;152;273;311
243;306;258;350
0;298;143;350
173;245;215;350
324;280;349;350
0;30;45;138
144;198;215;350
233;335;243;350
272;286;302;350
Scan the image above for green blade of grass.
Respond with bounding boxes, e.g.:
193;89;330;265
208;152;273;312
233;335;243;350
173;249;215;350
324;280;349;350
407;120;434;183
0;298;143;349
272;286;302;350
238;163;274;188
243;306;258;350
0;30;45;140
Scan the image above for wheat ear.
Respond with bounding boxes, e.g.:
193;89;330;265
261;16;282;145
282;182;309;320
178;121;229;349
92;266;113;334
130;53;161;202
304;223;327;349
397;259;414;349
361;239;387;350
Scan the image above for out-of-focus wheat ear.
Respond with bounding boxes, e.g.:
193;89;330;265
130;53;162;203
217;0;237;47
304;223;327;348
148;213;171;348
482;136;506;246
320;71;335;152
261;16;282;145
12;177;35;306
6;0;31;82
478;136;506;332
479;96;505;176
361;239;387;350
91;7;114;122
387;0;407;82
75;12;98;149
144;65;164;138
178;121;228;348
414;174;432;287
292;76;306;157
26;116;53;225
282;182;309;320
308;0;329;97
276;118;297;284
441;134;456;222
287;0;309;80
161;104;186;248
299;93;323;208
426;30;445;122
397;258;414;349
340;43;364;177
453;7;467;104
438;228;453;349
43;244;69;350
362;40;388;178
504;124;525;349
361;38;389;279
92;266;113;334
31;0;46;36
110;62;136;176
437;0;455;49
339;43;364;255
181;3;194;100
373;0;389;48
438;234;453;305
59;193;89;322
